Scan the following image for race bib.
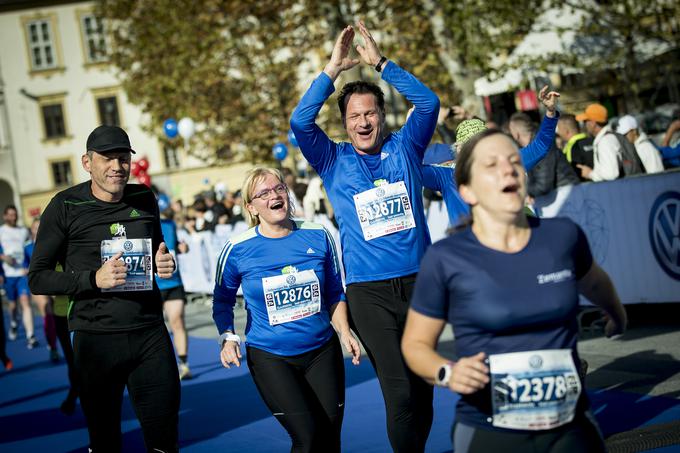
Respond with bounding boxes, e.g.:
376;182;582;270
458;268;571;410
262;269;321;326
489;349;581;430
353;181;416;241
100;238;153;292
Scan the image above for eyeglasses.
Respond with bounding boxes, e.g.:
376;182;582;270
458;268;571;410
252;183;287;201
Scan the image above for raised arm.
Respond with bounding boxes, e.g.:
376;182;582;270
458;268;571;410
521;86;560;171
290;27;359;176
355;20;439;160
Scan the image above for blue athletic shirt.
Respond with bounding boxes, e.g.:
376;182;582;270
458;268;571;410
423;113;559;227
290;61;440;284
410;216;593;431
213;220;344;356
24;241;34;268
156;219;183;290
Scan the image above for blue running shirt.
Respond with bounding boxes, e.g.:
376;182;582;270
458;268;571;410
410;216;593;430
156;219;183;291
213;220;344;356
291;61;440;284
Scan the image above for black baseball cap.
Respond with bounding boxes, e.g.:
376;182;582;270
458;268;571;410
86;125;136;154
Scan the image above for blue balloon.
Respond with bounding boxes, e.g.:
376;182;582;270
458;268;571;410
287;129;298;147
272;142;288;161
163;118;178;139
157;193;170;212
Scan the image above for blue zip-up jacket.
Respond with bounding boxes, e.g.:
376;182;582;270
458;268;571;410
290;61;440;284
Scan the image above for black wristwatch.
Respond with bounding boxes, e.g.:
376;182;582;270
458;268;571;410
375;56;387;72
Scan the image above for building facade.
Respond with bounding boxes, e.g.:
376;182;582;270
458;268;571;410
0;0;251;226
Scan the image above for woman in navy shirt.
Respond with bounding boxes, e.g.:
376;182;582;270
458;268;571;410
214;167;361;452
401;129;627;452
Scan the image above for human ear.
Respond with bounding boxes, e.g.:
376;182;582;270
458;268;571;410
459;184;477;206
81;153;91;172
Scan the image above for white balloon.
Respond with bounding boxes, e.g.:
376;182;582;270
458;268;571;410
177;117;195;140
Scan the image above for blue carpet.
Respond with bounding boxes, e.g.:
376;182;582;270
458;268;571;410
1;325;678;452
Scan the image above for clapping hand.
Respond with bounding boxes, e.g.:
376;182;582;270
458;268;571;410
323;25;360;80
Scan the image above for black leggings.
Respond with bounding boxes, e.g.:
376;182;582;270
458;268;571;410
73;324;180;453
55;315;78;398
346;274;434;453
453;411;607;453
246;334;345;453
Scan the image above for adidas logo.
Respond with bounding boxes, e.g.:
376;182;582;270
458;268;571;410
130;209;140;218
306;248;315;254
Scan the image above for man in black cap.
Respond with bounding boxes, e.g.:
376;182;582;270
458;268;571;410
28;125;180;452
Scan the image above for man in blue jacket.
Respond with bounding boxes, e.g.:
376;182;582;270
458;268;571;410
290;21;439;452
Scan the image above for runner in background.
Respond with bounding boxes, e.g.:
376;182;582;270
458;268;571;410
0;247;12;370
0;205;35;348
24;217;59;362
53;265;79;414
157;193;192;380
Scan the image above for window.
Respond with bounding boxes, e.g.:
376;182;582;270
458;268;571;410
51;160;73;186
97;96;120;126
163;145;181;169
80;13;107;63
25;19;57;70
42;103;66;139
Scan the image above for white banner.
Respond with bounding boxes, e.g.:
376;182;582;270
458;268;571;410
534;170;680;304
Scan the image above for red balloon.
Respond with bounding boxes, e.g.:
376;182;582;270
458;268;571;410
138;157;149;171
137;173;152;187
131;161;141;177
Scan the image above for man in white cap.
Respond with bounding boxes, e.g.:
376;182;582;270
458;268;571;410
616;115;664;173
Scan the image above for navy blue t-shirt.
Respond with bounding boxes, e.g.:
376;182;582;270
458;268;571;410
410;216;593;430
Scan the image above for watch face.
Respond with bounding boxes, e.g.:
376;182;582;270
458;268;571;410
437;365;448;383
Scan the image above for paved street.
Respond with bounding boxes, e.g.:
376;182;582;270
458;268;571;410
185;297;680;451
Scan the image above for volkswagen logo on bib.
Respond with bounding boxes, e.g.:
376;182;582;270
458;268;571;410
376;188;385;198
123;240;134;252
649;191;680;280
286;275;297;285
529;354;543;369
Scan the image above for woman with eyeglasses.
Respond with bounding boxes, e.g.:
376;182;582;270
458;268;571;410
213;167;361;453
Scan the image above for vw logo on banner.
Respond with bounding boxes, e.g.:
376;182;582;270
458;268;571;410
649;191;680;280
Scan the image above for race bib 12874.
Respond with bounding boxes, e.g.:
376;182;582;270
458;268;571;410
100;238;153;292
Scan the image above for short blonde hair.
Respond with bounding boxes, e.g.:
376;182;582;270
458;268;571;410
241;167;295;227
